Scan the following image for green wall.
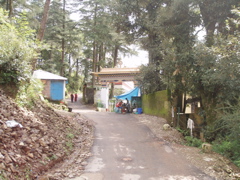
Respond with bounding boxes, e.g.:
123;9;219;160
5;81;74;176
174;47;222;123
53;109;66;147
142;90;171;120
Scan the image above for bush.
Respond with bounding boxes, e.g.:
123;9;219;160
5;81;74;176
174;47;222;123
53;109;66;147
0;9;38;85
136;64;166;94
213;139;240;167
16;78;44;108
0;9;40;100
209;101;240;167
176;127;190;137
184;136;203;148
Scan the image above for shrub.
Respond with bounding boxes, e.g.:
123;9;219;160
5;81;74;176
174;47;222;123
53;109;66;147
0;9;40;99
210;101;240;167
16;78;44;108
0;9;38;85
213;139;240;167
184;136;203;148
176;127;190;137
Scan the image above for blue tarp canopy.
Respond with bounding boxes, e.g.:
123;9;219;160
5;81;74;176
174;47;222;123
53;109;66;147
115;87;140;100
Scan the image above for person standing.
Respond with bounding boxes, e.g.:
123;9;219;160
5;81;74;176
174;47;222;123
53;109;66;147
70;94;74;103
74;93;78;102
125;98;130;113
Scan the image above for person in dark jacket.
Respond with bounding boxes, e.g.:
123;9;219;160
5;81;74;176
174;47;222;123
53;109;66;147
70;94;74;103
125;98;130;113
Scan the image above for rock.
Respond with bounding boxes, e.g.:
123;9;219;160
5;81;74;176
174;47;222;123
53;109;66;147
233;173;240;178
6;120;23;128
0;153;4;159
202;143;212;153
163;124;171;130
81;161;88;166
223;166;232;174
27;153;34;158
38;176;49;180
0;163;6;169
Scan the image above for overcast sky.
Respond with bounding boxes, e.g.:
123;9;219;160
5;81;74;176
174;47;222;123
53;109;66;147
121;48;149;68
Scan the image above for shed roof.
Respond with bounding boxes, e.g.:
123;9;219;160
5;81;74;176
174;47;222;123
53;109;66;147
33;70;67;80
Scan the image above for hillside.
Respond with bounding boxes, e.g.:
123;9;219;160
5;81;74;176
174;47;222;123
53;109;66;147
0;90;94;179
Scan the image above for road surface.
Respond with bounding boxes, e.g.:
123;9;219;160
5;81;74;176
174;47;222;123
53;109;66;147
66;98;214;180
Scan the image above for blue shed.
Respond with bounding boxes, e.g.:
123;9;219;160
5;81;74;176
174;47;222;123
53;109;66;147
33;70;68;101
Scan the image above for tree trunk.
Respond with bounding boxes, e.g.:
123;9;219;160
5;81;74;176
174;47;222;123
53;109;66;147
60;0;66;76
92;3;98;86
76;58;79;76
98;43;104;72
92;41;97;72
37;0;51;41
32;0;51;70
68;54;72;78
8;0;13;17
109;44;119;99
109;83;114;99
113;44;119;67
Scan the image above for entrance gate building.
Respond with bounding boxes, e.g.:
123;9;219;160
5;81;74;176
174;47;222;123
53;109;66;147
91;68;140;110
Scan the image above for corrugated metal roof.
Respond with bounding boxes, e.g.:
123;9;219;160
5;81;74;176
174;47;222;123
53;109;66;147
33;70;67;80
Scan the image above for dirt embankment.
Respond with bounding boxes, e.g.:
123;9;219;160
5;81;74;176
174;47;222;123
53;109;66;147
0;90;94;179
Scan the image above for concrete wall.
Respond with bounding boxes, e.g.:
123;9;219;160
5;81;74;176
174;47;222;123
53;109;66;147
142;90;171;121
41;80;51;99
100;87;109;109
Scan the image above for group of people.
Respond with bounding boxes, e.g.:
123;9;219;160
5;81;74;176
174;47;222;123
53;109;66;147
116;98;131;113
70;93;78;103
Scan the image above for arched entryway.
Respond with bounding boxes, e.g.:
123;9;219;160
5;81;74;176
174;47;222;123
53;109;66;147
91;68;140;110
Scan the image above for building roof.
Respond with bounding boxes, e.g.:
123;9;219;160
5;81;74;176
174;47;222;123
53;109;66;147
91;68;140;86
92;68;140;76
33;70;67;80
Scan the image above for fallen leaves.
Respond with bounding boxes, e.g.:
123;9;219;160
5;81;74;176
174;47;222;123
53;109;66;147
0;89;94;179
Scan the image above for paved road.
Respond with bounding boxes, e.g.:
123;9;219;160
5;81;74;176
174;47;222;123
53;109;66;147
67;98;214;180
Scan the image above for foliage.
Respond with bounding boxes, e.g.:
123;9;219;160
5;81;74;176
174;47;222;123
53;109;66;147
161;6;240;121
136;64;166;94
0;172;6;180
66;74;83;93
176;127;190;137
213;140;240;167
0;8;39;86
113;88;125;97
184;136;203;148
78;0;135;74
97;101;104;108
15;78;44;108
40;0;84;75
204;101;240;167
66;133;75;139
198;0;239;46
65;128;76;152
